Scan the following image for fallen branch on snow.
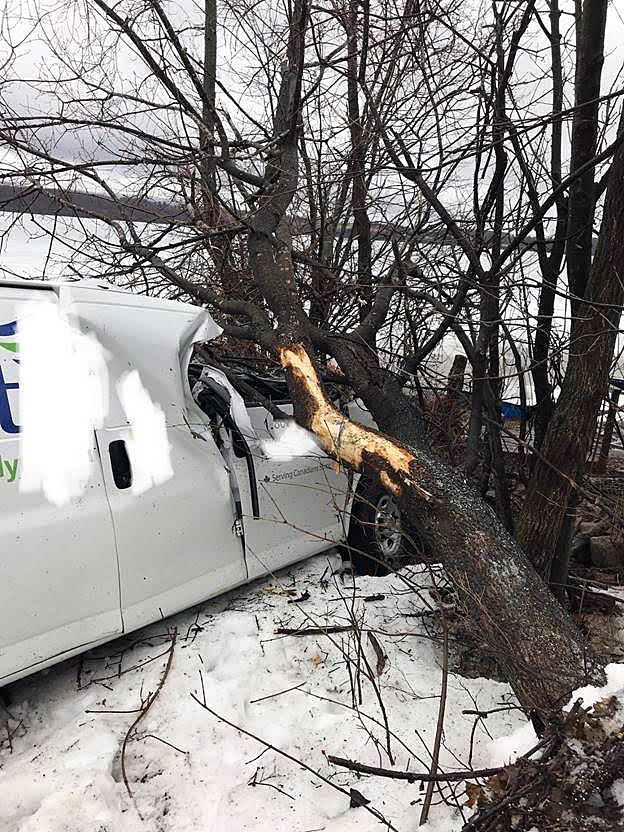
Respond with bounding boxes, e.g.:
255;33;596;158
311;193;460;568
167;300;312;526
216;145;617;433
274;624;353;636
120;629;177;815
325;755;504;783
190;685;401;832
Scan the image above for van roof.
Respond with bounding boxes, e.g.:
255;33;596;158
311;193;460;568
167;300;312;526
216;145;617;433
0;276;223;427
0;276;110;291
0;277;202;315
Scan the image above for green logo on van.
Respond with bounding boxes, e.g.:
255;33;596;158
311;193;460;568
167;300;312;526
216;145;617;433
1;320;20;436
0;320;18;356
0;456;18;483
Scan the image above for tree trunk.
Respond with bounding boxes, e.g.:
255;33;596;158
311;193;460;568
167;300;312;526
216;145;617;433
345;0;373;339
530;0;566;452
566;0;608;315
446;353;467;400
596;386;621;473
517;112;624;581
530;0;605;452
531;257;559;451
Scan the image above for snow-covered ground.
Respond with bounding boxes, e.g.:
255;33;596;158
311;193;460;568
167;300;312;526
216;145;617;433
1;551;623;832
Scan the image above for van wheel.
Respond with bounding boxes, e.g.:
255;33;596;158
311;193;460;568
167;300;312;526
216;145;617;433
346;480;406;576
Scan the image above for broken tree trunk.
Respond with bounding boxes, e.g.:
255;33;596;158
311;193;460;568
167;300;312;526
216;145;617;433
446;353;467;402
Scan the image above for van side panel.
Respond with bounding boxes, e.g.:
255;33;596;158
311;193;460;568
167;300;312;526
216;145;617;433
97;423;247;632
238;405;351;580
68;299;247;633
0;286;122;684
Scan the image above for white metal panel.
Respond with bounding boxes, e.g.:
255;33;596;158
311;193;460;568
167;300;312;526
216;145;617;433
0;285;122;683
237;405;350;580
66;295;247;632
97;422;247;632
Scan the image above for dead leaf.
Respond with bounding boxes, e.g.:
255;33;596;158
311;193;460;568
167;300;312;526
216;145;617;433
367;632;387;676
349;787;370;808
486;771;510;796
592;695;619;719
465;782;483;808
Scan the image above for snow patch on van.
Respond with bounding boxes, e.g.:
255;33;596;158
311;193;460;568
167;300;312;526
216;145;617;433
117;369;173;494
17;300;173;504
17;299;109;505
261;420;323;461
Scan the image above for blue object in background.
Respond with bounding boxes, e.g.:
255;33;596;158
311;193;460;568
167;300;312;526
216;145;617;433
501;401;523;420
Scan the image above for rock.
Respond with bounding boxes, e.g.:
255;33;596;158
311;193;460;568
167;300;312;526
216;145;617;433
584;792;605;809
578;519;611;537
589;535;624;569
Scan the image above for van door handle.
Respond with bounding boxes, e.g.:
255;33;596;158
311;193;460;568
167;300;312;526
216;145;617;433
109;440;132;489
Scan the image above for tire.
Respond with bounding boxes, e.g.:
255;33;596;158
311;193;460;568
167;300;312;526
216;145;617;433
344;479;408;576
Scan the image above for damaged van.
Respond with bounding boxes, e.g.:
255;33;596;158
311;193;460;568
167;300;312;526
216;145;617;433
0;278;407;685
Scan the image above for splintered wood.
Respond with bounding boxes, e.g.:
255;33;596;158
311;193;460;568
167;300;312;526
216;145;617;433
279;344;432;501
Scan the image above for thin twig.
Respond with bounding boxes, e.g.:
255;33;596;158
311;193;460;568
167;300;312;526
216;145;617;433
139;733;188;755
249;682;305;704
274;624;353;636
120;630;177;814
419;610;449;825
462;778;541;830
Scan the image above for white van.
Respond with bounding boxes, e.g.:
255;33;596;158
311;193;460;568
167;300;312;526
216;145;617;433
0;279;406;686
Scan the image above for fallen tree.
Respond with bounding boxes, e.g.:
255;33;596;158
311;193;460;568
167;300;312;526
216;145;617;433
274;340;602;711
